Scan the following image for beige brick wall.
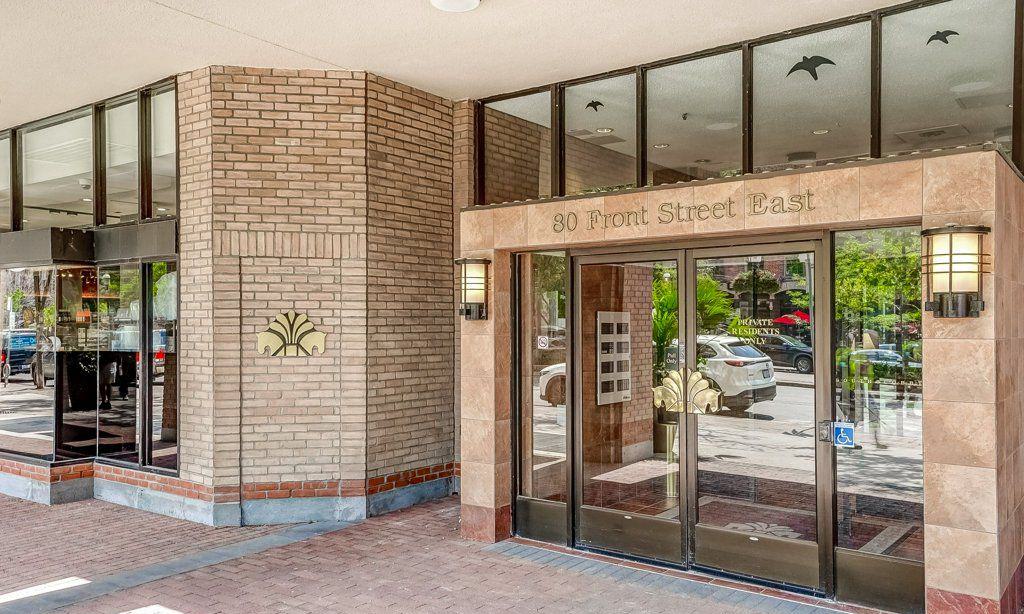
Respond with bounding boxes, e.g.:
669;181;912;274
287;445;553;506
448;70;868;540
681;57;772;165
176;66;455;493
366;74;456;479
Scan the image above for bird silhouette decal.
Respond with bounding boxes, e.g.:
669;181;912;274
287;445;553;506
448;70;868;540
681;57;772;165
787;56;836;80
585;100;604;112
927;30;959;44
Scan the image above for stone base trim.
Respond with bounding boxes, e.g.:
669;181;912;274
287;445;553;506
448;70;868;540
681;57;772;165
0;457;94;505
94;476;242;526
926;587;998;613
460;503;512;542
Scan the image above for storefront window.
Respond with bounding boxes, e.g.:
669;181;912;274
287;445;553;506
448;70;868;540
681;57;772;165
54;267;99;460
148;260;177;469
517;252;567;501
882;0;1014;155
646;51;742;184
104;98;140;224
755;22;872;171
0;268;57;459
151;89;177;219
21;112;94;230
0;136;11;232
564;74;636;195
833;227;923;562
96;264;140;462
484;92;551;205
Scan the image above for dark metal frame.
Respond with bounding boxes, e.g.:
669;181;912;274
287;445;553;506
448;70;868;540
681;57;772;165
476;0;1021;205
0;77;180;475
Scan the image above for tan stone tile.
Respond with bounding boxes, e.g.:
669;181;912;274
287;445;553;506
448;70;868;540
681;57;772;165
924;462;997;532
527;201;566;247
459;375;495;422
563;198;606;245
491;206;527;249
923;151;997;215
602;192;650;241
744;174;802;230
693;180;744;234
922;338;995;403
648;185;695;237
924;524;1000;600
799;167;859;225
461;333;495;379
922;400;996;469
922;275;994;341
460;417;496;464
460;209;493;252
459;458;497;507
859;159;923;220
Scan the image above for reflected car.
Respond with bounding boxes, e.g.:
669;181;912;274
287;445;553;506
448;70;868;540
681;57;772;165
697;335;777;412
0;329;55;382
755;333;813;374
538;363;566;406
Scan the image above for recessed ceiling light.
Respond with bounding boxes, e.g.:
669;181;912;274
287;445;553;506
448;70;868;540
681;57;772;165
653;143;670;149
81;197;92;202
812;129;830;135
430;0;481;12
950;80;992;94
694;158;711;164
706;122;737;131
595;127;614;134
157;207;168;212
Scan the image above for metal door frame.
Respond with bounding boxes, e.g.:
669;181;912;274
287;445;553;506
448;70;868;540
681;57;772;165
570;248;686;563
683;237;834;593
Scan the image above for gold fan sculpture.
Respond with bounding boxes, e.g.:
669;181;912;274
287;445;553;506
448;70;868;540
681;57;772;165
256;311;327;357
653;368;722;415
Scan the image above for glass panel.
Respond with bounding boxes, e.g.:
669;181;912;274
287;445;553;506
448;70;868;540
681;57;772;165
149;261;177;469
96;264;140;462
834;228;923;562
694;253;817;542
753;22;871;171
518;252;567;501
105;99;140;224
22;112;94;230
54;266;98;459
882;0;1015;155
580;261;680;519
646;52;743;184
0;137;11;232
0;268;56;459
484;92;551;204
151;89;177;218
564;74;636;195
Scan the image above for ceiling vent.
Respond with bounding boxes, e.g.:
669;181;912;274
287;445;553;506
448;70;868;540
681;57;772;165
955;92;1012;110
566;128;592;138
583;135;625;146
894;124;969;144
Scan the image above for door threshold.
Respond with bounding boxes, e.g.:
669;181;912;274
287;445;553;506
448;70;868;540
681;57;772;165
507;536;891;614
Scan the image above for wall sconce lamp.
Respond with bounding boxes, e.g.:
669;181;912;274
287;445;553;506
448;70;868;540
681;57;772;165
922;224;991;318
455;258;490;320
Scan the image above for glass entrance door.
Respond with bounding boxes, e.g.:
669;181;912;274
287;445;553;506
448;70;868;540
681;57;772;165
573;253;684;562
685;242;831;589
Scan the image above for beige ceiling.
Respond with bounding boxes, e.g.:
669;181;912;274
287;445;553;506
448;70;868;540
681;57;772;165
0;0;911;130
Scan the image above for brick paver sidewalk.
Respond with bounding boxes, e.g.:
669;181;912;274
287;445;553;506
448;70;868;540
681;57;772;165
0;494;868;613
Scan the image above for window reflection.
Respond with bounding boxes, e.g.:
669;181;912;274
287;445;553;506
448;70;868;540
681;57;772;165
105;99;140;224
564;74;636;195
755;23;872;171
484;92;551;204
54;267;98;460
151;89;177;218
0;268;56;459
646;52;742;184
882;0;1014;155
0;137;11;232
96;265;140;461
834;228;923;562
518;252;567;501
148;261;177;469
22;112;95;230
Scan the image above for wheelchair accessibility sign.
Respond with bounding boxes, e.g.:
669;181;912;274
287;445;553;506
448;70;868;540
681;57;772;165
832;422;856;448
